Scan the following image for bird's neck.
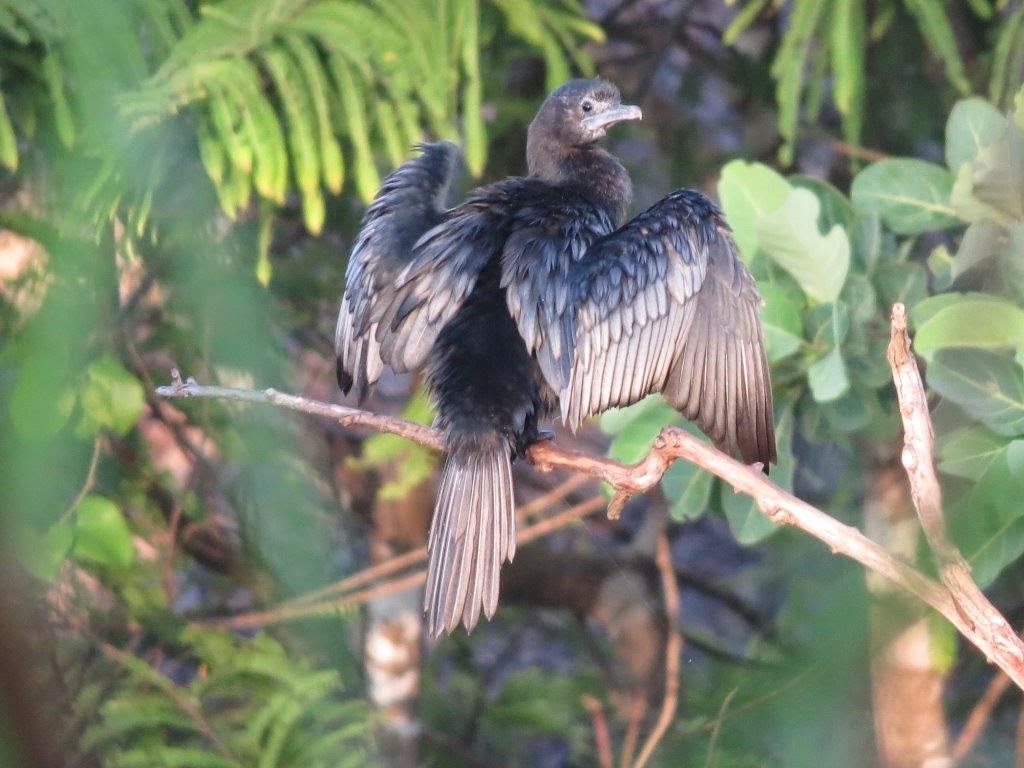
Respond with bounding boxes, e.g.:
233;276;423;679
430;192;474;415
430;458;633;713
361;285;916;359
526;141;633;224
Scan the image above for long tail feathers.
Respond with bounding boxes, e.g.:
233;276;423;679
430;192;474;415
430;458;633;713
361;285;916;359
424;445;516;637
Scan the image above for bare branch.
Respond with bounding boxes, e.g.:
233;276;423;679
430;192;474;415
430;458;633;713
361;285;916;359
887;303;1024;682
952;670;1012;762
632;531;683;768
156;357;1024;690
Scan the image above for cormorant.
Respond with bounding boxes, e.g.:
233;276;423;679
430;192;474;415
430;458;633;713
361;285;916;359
335;79;776;637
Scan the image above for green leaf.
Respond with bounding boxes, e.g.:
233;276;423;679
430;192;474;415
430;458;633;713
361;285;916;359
903;0;972;96
73;495;135;570
950;442;1024;587
78;356;145;436
717;160;791;261
953;117;1024;223
829;0;865;151
0;91;18;171
770;0;827;165
722;407;794;544
912;295;1024;355
938;426;1009;480
851;159;961;234
926;349;1024;436
875;261;928;309
663;460;714;521
757;187;850;303
945;97;1005;172
807;345;849;403
758;283;804;362
989;7;1024;108
20;521;74;581
10;354;76;440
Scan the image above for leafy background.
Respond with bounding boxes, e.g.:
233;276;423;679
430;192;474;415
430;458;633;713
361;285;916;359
2;0;1024;766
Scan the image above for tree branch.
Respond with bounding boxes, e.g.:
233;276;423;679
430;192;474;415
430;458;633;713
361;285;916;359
887;302;1024;680
156;314;1024;691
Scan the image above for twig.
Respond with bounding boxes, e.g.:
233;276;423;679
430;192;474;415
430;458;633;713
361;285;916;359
158;369;441;450
632;531;683;768
581;695;615;768
887;303;1024;678
156;355;1024;690
204;496;606;630
829;140;889;163
618;691;647;768
59;436;102;524
952;670;1013;761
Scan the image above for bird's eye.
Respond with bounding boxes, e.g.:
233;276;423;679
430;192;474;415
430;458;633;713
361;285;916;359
581;101;593;113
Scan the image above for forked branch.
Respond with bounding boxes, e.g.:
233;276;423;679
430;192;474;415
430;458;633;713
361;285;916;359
156;306;1024;692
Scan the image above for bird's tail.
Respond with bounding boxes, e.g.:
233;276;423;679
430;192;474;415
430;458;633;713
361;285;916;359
424;441;516;637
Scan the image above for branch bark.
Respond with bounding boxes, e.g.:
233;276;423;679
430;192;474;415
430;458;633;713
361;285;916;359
887;303;1024;682
157;311;1024;692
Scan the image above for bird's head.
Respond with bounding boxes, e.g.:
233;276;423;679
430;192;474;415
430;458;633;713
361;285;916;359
528;79;642;152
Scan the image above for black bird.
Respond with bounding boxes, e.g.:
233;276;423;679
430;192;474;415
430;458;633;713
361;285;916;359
335;79;776;637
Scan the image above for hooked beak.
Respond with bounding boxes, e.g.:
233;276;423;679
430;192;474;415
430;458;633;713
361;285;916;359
582;103;643;132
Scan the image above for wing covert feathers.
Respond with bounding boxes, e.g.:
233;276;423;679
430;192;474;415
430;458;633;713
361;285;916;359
560;190;776;468
425;444;516;637
335;141;461;399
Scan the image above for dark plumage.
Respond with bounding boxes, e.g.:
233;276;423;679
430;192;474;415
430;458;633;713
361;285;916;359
335;79;776;637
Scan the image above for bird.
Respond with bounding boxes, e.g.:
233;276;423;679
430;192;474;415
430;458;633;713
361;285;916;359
335;79;776;637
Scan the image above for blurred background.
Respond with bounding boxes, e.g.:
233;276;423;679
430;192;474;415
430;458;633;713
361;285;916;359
1;0;1023;766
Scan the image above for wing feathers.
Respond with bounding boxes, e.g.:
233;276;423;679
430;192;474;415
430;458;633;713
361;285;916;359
560;190;775;468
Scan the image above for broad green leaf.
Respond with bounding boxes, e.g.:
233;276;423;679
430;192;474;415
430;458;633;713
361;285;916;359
717;160;790;261
757;188;850;303
951;220;1007;277
926;349;1024;436
10;354;76;440
950;442;1024;587
945;97;1005;172
956;118;1024;222
807;345;849;403
913;295;1024;354
851;159;961;234
791;175;855;232
938;426;1009;480
78;356;145;436
722;407;794;544
875;261;928;309
20;522;74;581
758;283;804;362
663;461;714;521
73;495;135;570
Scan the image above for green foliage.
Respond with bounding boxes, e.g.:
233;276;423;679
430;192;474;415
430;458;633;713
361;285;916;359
81;630;375;768
723;0;1015;163
0;0;600;237
604;87;1024;568
72;495;136;571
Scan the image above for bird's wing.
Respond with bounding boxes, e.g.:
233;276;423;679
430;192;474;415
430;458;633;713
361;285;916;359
374;181;526;374
500;197;616;391
335;141;461;399
562;190;776;466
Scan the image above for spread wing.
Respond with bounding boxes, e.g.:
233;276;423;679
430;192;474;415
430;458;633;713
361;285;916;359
500;197;615;391
562;190;776;467
335;141;461;400
374;180;535;373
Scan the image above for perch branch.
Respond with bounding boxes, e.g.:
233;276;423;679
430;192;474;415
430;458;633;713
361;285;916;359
157;319;1024;690
887;303;1024;675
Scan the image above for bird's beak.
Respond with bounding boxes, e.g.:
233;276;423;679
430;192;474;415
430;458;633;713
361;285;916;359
582;103;643;132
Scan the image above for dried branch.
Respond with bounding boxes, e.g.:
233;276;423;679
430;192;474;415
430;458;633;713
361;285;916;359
156;323;1024;690
203;496;606;630
581;694;615;768
632;531;683;768
952;669;1013;761
887;303;1024;682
